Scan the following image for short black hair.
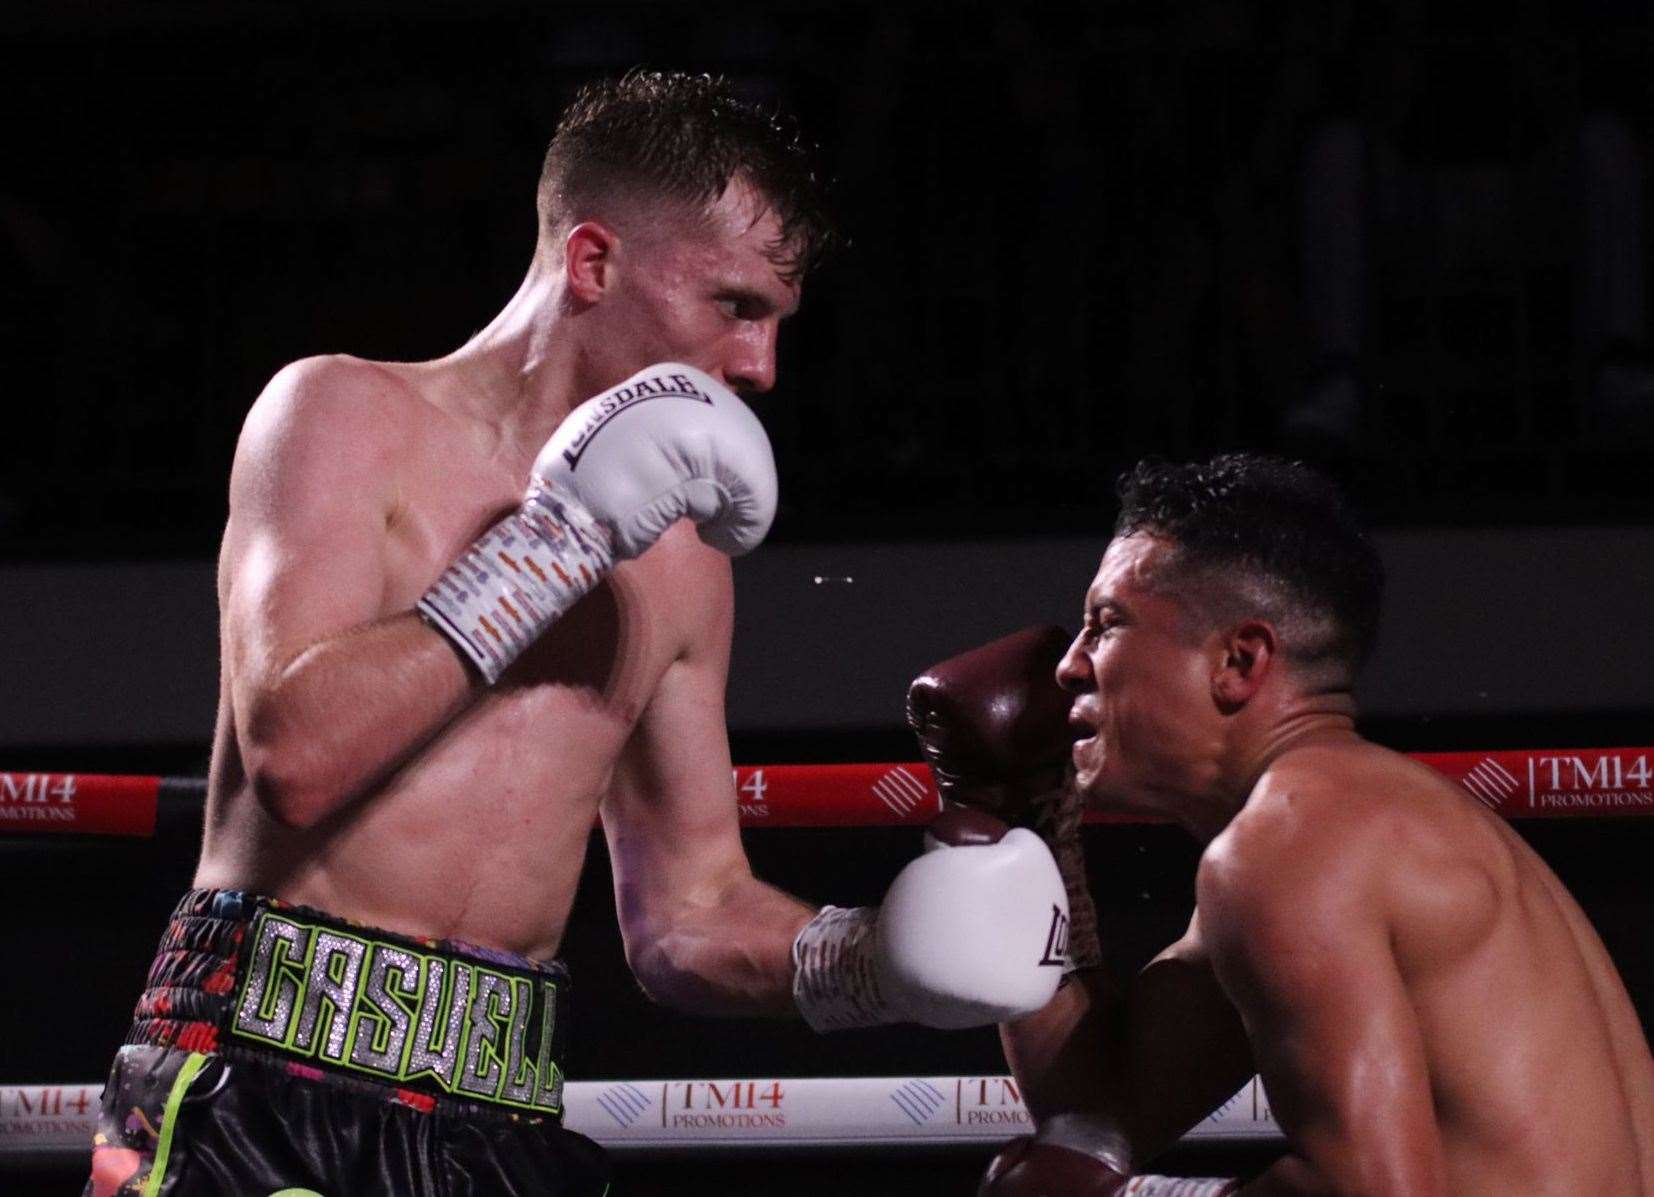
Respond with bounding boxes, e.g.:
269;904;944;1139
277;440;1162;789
1114;453;1385;678
537;70;837;281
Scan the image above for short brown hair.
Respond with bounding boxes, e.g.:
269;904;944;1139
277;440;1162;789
537;70;836;282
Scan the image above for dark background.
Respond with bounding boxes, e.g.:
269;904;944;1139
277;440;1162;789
6;1;1654;1191
7;0;1654;557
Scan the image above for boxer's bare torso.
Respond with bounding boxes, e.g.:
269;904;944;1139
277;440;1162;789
1197;740;1654;1194
184;182;814;1019
194;353;727;959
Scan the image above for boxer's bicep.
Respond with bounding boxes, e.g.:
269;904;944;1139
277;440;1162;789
222;361;398;726
1203;855;1447;1196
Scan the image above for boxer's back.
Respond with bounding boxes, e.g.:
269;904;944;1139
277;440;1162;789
1277;744;1654;1193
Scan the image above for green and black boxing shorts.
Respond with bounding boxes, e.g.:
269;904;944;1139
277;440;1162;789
84;888;611;1196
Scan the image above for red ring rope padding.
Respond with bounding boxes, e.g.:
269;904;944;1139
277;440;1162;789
3;749;1652;838
0;773;163;838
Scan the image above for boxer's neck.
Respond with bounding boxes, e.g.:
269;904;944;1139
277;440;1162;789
439;264;588;457
1171;702;1360;844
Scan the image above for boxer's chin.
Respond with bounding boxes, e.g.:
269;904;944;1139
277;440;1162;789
1068;741;1109;805
1072;750;1149;815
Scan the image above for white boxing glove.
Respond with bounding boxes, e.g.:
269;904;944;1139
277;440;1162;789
792;809;1071;1031
418;363;777;682
536;362;777;559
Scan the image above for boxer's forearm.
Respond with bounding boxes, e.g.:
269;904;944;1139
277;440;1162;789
623;875;815;1018
239;610;476;828
1003;947;1255;1164
1002;971;1121;1121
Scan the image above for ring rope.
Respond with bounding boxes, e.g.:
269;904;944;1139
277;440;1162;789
2;748;1652;837
0;1074;1278;1160
4;747;1647;1162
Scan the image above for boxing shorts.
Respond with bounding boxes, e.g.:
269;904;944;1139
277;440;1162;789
84;888;611;1196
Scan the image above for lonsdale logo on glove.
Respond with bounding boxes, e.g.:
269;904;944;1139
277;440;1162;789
1040;904;1069;968
560;370;715;469
791;808;1070;1032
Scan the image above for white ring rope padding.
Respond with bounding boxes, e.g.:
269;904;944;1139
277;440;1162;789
0;1075;1279;1158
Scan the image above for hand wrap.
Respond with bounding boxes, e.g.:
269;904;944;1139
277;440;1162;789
417;486;613;684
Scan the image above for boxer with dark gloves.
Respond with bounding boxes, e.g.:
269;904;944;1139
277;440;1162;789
918;454;1654;1196
907;626;1225;1195
908;624;1102;979
982;1130;1235;1195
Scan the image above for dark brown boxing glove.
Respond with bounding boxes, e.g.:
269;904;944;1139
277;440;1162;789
981;1138;1239;1197
980;1135;1129;1196
907;625;1101;973
907;625;1074;820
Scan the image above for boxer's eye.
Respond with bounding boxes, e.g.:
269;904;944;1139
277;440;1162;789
1086;604;1123;640
715;291;765;321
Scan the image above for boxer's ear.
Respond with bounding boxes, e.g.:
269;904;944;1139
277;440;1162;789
1213;620;1276;710
564;221;619;302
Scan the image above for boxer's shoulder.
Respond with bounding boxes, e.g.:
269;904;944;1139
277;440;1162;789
224;358;432;539
1200;752;1398;913
258;352;424;412
1238;741;1425;833
1253;741;1505;858
1202;743;1505;951
239;354;424;467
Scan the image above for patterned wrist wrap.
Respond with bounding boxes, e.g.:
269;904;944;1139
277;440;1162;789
790;905;889;1031
1123;1176;1240;1195
128;889;569;1118
417;484;615;684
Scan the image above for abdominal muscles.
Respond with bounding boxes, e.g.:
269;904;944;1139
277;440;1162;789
199;679;634;961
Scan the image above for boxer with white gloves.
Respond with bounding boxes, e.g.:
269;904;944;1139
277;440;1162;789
89;73;844;1197
792;807;1069;1031
418;362;776;682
